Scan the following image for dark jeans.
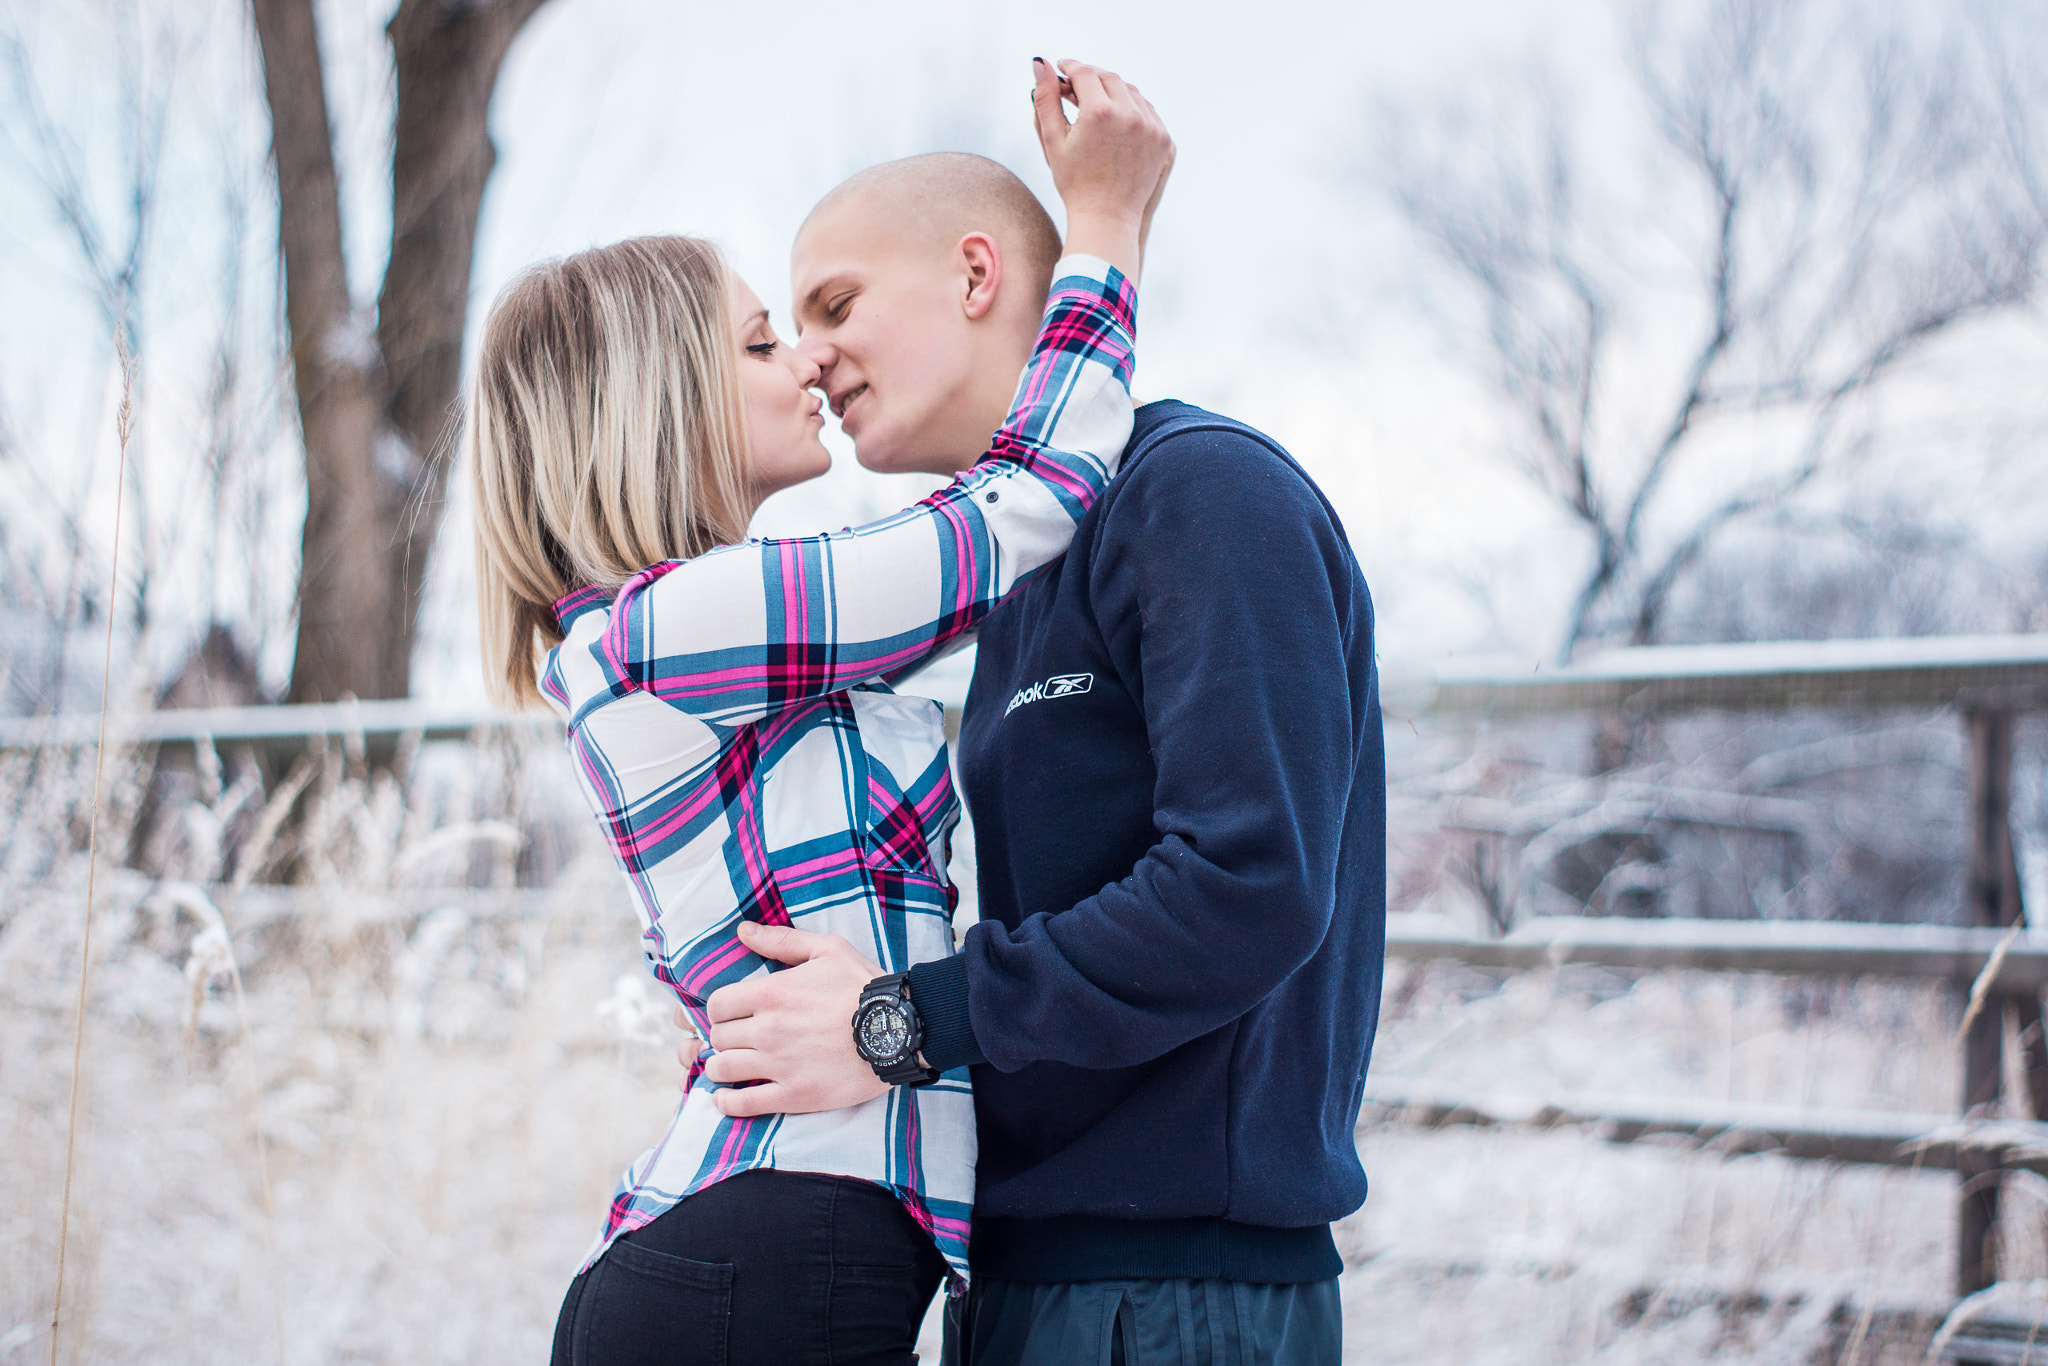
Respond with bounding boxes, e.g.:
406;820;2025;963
948;1275;1341;1366
551;1169;947;1366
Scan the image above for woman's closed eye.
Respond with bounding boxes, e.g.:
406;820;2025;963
746;340;778;357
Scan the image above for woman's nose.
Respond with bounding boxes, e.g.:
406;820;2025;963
791;347;823;388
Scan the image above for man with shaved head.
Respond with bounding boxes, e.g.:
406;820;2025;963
790;152;1069;474
703;59;1386;1366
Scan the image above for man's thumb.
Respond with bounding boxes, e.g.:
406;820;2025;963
736;918;825;965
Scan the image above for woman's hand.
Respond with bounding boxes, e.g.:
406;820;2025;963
1032;58;1175;285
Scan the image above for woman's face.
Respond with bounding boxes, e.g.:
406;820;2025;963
732;276;830;508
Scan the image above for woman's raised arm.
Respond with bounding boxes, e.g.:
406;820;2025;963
558;257;1136;727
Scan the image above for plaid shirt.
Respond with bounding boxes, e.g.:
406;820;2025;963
540;257;1137;1284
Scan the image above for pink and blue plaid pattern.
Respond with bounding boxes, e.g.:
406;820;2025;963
539;258;1137;1285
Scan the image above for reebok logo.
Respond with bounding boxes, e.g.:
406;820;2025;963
1004;672;1094;717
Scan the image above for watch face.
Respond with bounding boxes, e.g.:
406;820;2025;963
857;1000;912;1062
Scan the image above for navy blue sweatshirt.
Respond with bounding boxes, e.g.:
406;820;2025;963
906;401;1387;1283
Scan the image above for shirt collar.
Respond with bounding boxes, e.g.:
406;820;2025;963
553;584;612;632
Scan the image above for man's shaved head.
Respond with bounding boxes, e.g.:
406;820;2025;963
790;153;1068;478
798;153;1061;303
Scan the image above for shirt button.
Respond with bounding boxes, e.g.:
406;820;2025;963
985;491;999;504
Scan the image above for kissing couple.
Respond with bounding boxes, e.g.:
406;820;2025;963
468;57;1387;1366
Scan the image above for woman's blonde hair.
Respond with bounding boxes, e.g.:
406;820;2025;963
469;235;754;707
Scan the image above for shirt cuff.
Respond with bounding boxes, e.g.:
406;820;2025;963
907;953;985;1071
1049;254;1137;339
1052;252;1114;282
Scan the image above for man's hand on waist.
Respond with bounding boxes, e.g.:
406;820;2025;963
702;920;890;1117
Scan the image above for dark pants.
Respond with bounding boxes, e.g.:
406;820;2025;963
947;1275;1342;1366
551;1169;947;1366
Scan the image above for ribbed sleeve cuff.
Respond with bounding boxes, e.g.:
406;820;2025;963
907;953;985;1072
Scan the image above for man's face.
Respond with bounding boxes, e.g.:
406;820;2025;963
790;204;990;477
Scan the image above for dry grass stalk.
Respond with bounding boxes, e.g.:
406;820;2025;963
49;327;138;1365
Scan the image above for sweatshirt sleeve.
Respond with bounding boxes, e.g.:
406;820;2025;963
909;435;1370;1072
589;258;1135;728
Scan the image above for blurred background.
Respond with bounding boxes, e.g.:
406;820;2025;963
3;0;2047;1361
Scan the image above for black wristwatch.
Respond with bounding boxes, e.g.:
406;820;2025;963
852;973;939;1087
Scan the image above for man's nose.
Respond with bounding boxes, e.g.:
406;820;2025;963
793;329;834;374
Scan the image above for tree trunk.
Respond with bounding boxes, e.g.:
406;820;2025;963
251;0;391;703
252;0;549;704
376;0;548;700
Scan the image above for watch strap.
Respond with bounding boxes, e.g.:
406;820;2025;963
860;971;912;1004
874;1053;941;1087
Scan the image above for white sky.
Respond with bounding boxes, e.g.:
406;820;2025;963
1;0;2041;704
440;0;1625;695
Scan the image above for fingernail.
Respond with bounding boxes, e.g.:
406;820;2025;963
1032;56;1045;66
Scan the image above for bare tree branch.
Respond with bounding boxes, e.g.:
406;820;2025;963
0;2;185;696
1378;0;2044;658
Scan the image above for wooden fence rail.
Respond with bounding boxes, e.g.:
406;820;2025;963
1406;632;2048;718
1375;916;2048;1364
1358;1081;2048;1181
5;633;2048;1305
0;699;551;757
1386;914;2048;988
1401;632;2048;1306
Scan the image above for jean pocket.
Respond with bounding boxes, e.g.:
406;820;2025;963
583;1241;733;1366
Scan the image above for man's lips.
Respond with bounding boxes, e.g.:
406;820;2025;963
830;383;867;422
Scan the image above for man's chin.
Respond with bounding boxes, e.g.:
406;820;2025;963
852;448;916;476
851;435;933;477
853;430;976;479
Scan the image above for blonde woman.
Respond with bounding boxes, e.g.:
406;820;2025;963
469;64;1172;1366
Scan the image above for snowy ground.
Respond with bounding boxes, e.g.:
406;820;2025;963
2;860;2014;1364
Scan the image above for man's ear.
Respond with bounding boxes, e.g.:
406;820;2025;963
957;232;1004;321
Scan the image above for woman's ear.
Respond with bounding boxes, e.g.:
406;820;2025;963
957;232;1005;321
